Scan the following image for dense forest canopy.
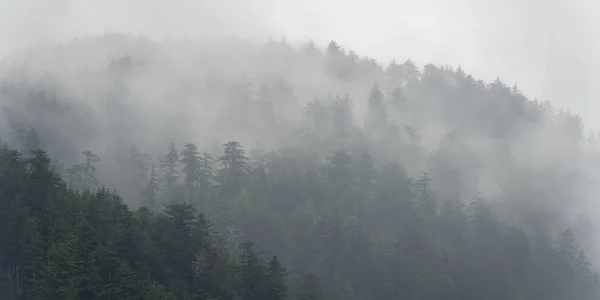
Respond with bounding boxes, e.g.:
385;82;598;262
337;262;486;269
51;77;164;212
0;34;599;299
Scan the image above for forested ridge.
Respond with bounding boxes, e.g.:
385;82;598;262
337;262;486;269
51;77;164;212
0;34;599;299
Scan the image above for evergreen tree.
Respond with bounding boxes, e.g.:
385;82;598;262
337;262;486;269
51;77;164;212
236;241;268;300
128;145;152;190
217;141;250;199
161;143;181;203
141;163;159;209
297;274;323;300
266;256;290;300
365;83;387;132
66;150;100;190
22;127;43;154
180;143;213;206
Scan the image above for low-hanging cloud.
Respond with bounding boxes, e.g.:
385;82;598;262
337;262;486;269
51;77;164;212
1;0;599;127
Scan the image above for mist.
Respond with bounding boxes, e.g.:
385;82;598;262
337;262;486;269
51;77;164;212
0;0;599;299
2;0;599;126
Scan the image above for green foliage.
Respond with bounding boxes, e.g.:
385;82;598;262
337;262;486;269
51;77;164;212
180;143;213;207
0;39;599;300
161;142;181;203
218;141;250;199
65;150;100;190
140;163;159;209
0;124;599;300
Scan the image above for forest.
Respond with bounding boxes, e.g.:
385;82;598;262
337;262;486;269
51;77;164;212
0;34;599;299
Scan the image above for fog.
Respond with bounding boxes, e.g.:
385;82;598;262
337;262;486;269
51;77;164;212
1;0;599;127
0;0;599;299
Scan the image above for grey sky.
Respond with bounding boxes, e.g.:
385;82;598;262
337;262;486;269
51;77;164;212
0;0;598;128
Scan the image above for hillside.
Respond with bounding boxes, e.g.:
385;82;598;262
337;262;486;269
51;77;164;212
0;34;599;299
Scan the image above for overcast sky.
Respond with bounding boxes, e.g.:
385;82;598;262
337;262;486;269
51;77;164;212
1;0;598;129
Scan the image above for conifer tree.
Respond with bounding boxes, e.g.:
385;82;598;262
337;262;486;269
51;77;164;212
161;142;180;203
141;163;159;209
66;150;100;190
217;141;250;199
180;143;213;206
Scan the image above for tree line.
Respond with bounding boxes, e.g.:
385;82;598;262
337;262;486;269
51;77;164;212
0;136;597;299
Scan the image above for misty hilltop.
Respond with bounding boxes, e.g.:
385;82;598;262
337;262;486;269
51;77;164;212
0;33;599;299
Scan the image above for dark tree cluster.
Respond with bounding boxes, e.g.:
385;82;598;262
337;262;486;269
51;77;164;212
0;144;294;300
0;136;597;299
